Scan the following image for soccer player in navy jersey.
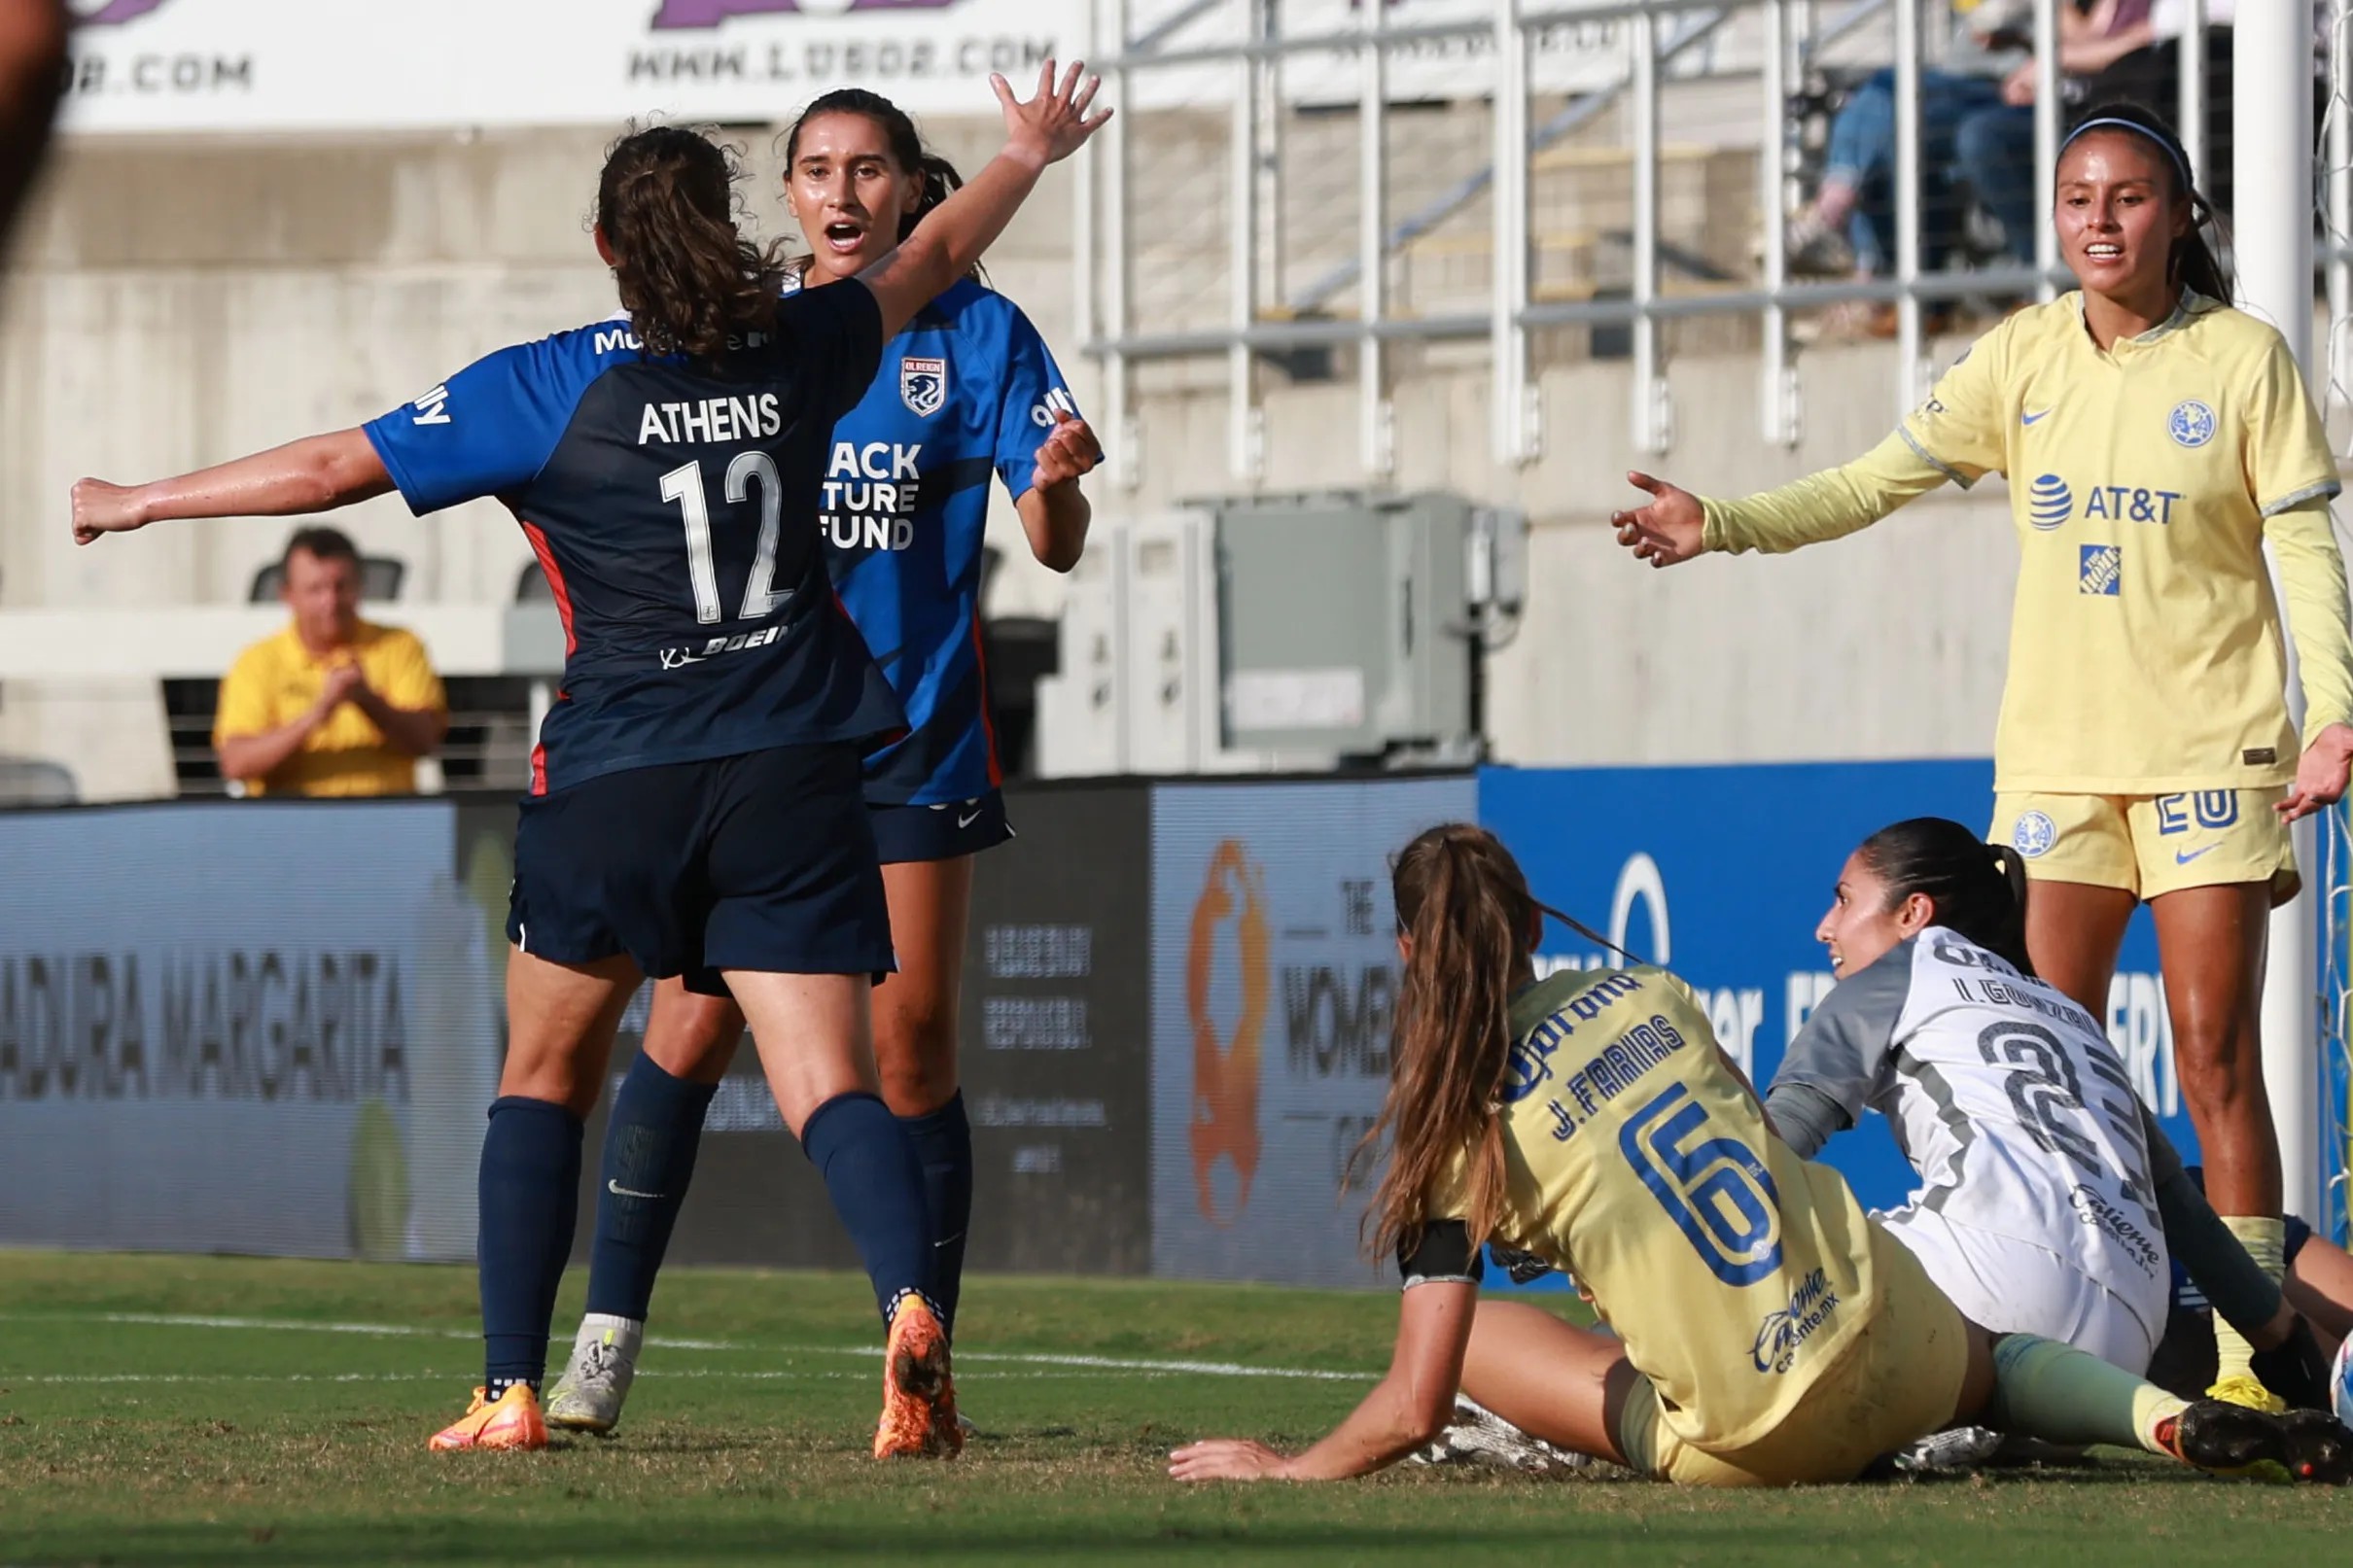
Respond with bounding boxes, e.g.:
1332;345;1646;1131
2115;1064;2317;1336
66;62;1108;1459
543;88;1100;1437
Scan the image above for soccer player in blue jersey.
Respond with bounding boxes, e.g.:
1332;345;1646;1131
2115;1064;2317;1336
544;87;1101;1437
66;63;1108;1459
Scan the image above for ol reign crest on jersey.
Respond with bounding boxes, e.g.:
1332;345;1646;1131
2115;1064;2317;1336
900;356;947;417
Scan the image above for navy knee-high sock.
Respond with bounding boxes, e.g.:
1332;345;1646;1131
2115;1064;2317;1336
477;1096;583;1399
585;1053;718;1322
799;1092;935;1326
898;1093;973;1340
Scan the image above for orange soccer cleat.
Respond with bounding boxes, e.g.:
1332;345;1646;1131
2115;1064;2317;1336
428;1382;549;1453
872;1294;962;1460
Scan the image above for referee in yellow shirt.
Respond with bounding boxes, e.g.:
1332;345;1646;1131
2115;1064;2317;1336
213;526;449;797
1609;102;2353;1414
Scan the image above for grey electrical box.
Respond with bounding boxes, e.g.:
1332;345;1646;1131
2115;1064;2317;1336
1212;492;1480;761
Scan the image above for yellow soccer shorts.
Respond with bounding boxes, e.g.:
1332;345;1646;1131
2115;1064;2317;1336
1991;789;2299;905
1616;1224;1971;1487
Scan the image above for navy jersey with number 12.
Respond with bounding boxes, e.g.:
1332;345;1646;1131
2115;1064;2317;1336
362;284;904;795
807;275;1080;805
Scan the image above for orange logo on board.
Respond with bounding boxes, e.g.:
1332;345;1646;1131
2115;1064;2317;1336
1187;840;1268;1227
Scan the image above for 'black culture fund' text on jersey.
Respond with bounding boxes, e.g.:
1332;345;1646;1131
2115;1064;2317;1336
363;285;903;793
808;276;1079;805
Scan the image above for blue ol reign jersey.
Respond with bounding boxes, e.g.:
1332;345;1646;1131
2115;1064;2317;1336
790;273;1080;805
362;284;904;795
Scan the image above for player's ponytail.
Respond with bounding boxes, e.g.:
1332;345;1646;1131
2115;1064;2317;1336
596;124;789;361
2061;100;2234;304
783;89;986;284
1357;823;1537;1263
1855;817;2036;977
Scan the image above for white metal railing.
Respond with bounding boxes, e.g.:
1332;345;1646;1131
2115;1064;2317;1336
1074;0;2251;480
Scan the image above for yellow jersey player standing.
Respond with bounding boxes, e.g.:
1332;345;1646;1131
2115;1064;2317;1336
1168;825;2350;1487
1608;100;2353;1417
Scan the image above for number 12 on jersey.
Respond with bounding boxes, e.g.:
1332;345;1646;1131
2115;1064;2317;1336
660;452;787;625
1620;1082;1785;1286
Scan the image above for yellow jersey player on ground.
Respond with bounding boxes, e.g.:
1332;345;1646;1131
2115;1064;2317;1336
1606;100;2353;1417
1168;825;2350;1487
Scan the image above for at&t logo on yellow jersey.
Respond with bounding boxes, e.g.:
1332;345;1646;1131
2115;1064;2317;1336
2023;476;2183;532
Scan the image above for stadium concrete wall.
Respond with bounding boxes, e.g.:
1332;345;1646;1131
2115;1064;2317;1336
0;124;2052;803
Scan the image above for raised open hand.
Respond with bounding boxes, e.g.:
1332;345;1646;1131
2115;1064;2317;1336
990;58;1111;169
1610;470;1706;569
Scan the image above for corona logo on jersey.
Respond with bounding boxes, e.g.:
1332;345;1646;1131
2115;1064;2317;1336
820;440;923;552
1186;839;1267;1228
652;0;963;25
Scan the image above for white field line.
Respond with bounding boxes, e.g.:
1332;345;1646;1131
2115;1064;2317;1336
3;1312;1372;1384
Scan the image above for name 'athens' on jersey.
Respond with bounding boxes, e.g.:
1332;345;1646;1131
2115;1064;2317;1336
801;275;1079;805
362;285;903;794
1773;927;2169;1342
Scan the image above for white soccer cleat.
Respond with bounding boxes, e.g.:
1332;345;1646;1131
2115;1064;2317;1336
544;1313;643;1435
1888;1425;2007;1475
1406;1394;1592;1474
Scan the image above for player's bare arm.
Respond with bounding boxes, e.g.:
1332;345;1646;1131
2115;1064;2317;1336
1016;406;1098;573
856;61;1108;340
1171;1278;1475;1482
70;430;395;545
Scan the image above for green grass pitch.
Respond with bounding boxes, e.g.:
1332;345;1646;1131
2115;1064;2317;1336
0;1251;2345;1565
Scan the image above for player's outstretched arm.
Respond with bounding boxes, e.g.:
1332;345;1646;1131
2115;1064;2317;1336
1169;1278;1474;1482
1614;426;1962;571
71;430;394;545
856;60;1108;341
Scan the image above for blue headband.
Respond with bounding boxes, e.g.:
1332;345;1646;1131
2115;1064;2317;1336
2061;116;2195;192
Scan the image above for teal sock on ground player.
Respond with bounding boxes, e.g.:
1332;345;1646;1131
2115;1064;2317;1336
585;1053;718;1322
799;1091;936;1326
1988;1333;2185;1454
477;1096;583;1399
898;1092;973;1341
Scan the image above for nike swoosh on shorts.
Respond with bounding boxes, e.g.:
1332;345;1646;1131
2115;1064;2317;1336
2175;846;2217;865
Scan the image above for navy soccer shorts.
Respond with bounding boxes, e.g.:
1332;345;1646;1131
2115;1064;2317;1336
866;788;1014;865
508;743;894;994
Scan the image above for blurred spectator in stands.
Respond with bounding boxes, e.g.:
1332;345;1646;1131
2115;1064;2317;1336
0;0;66;253
1962;1;2246;274
1784;0;2043;335
213;526;447;796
